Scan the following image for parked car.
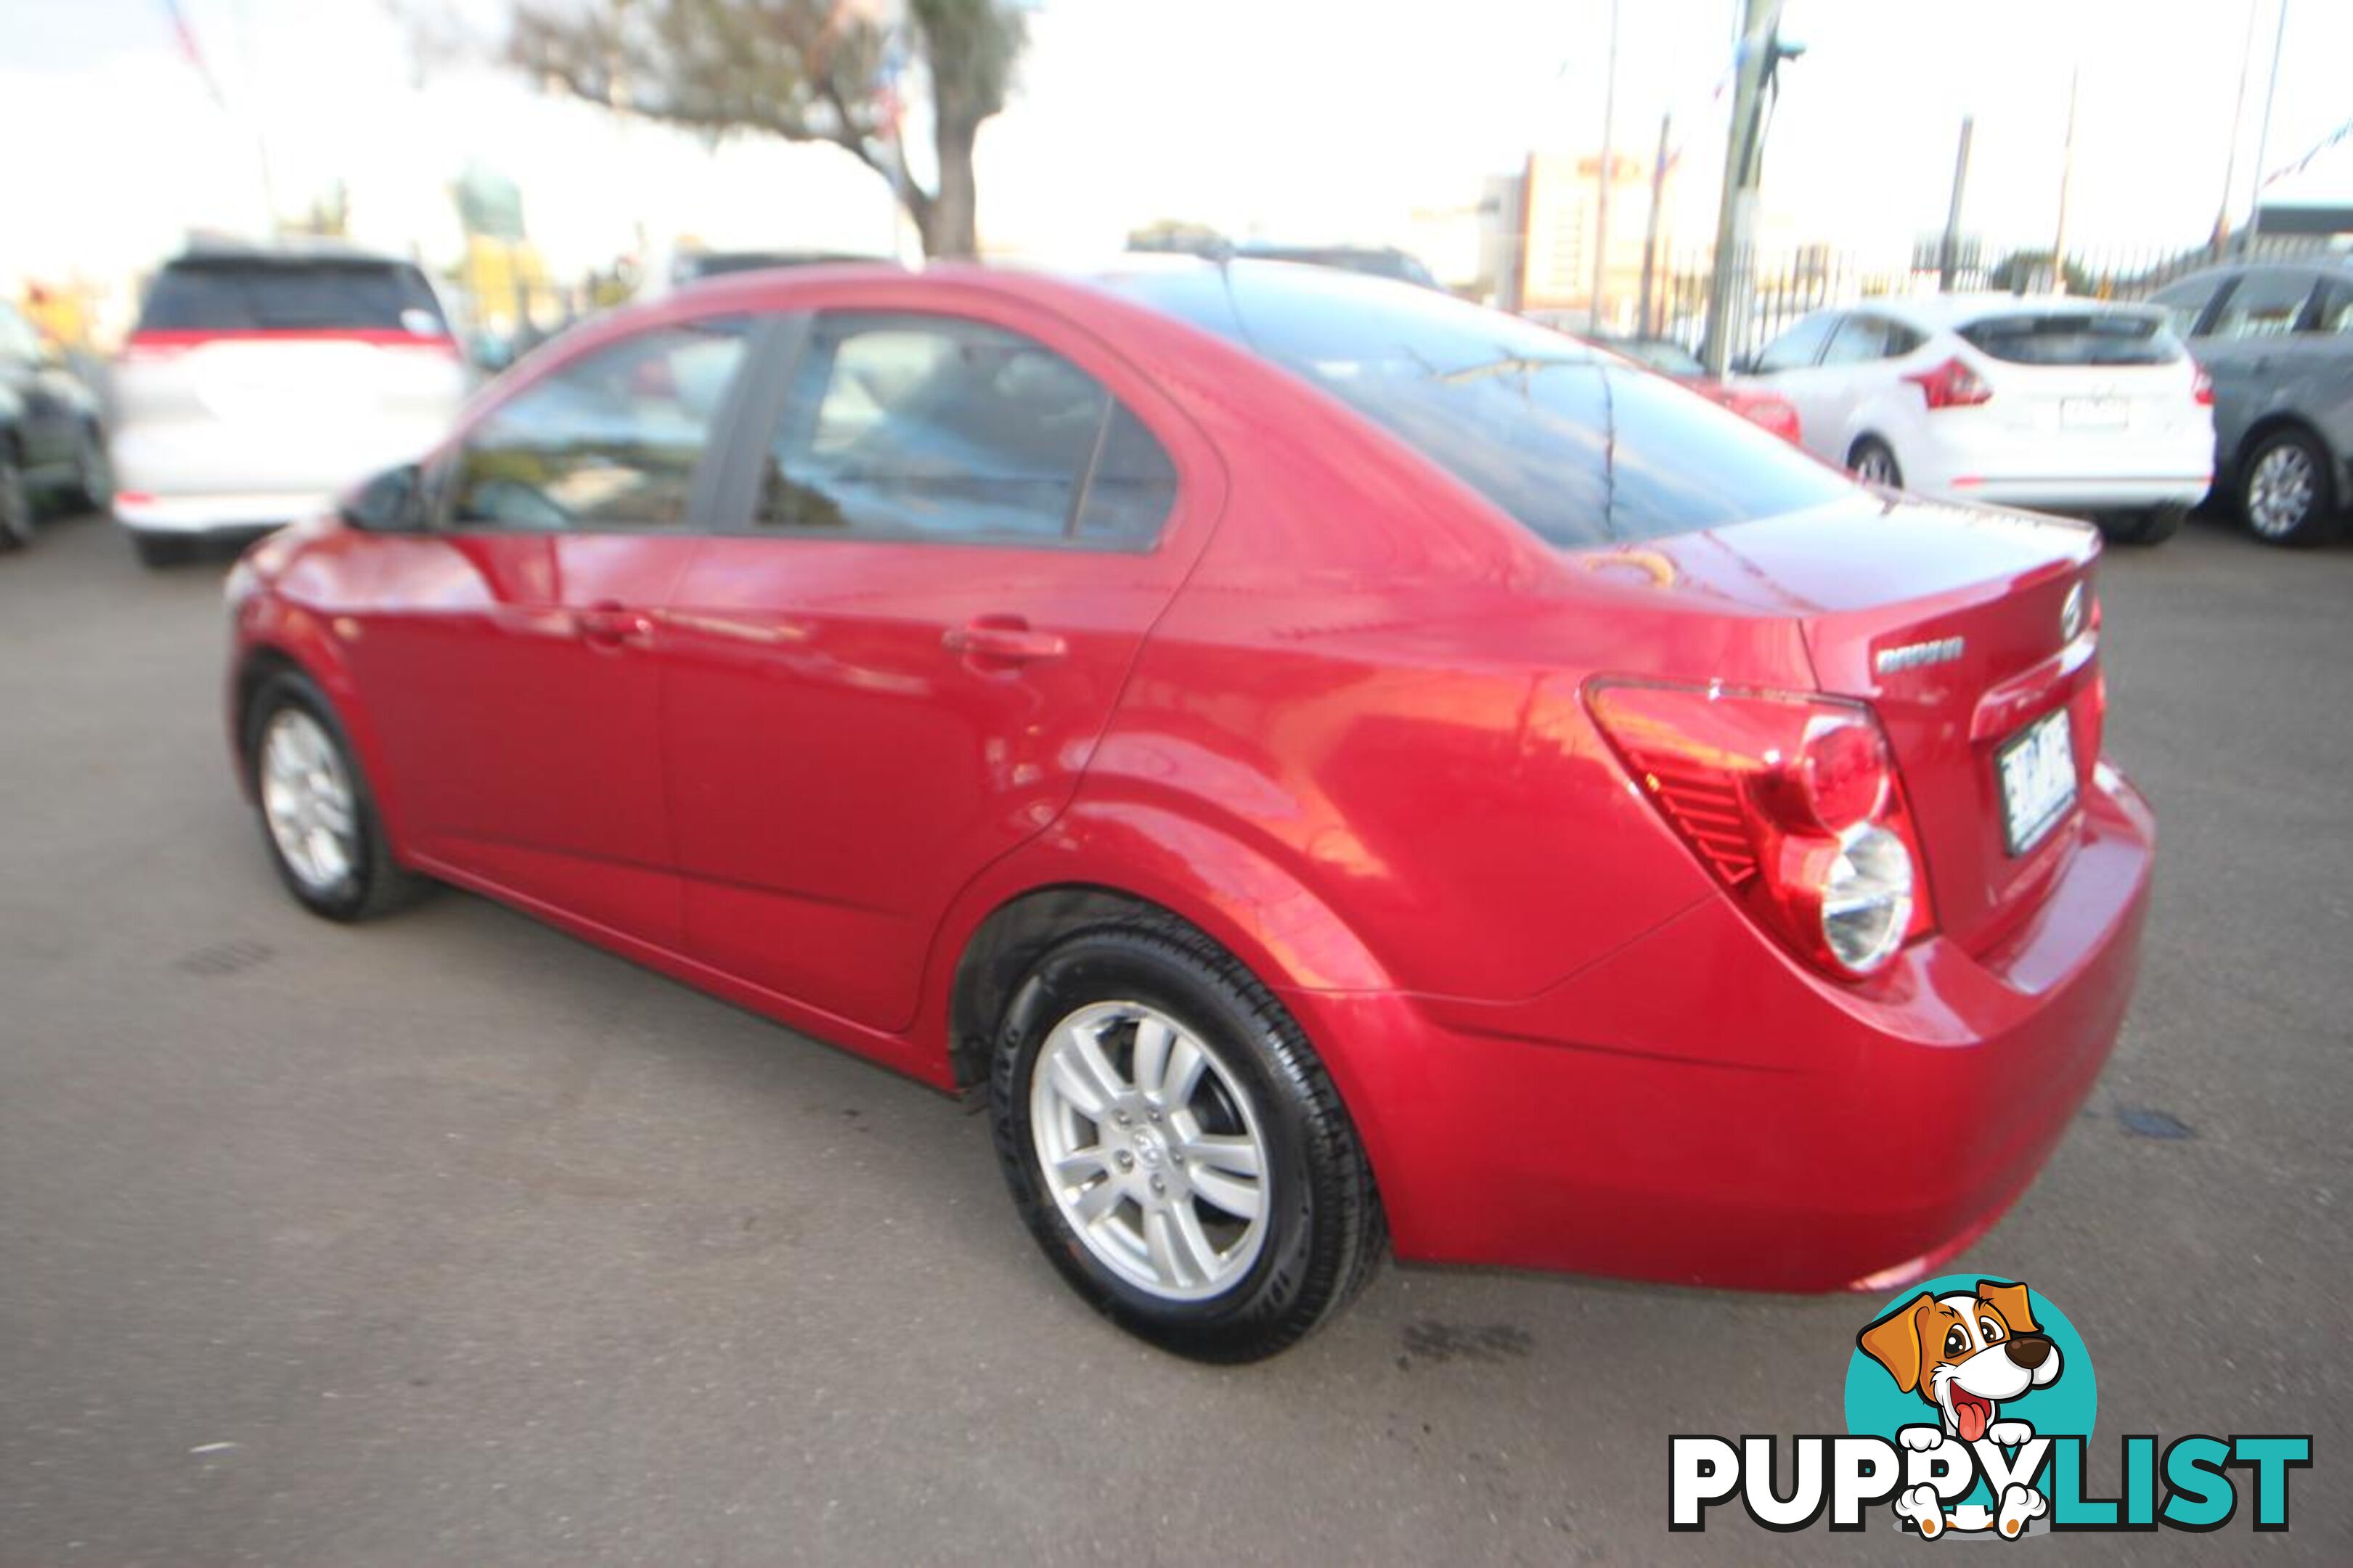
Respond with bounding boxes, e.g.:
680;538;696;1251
110;240;467;566
1589;331;1804;443
1739;295;2214;544
0;300;110;550
1231;244;1440;287
2149;259;2353;547
225;261;2153;1361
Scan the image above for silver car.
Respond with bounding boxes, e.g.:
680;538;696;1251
2150;261;2353;547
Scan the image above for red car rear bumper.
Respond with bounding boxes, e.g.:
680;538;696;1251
1285;764;2154;1292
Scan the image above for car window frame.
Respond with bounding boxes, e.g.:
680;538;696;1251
2203;267;2325;343
708;305;1179;555
425;311;771;537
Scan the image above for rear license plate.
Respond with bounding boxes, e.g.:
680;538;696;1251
2060;396;2127;430
1997;709;2077;855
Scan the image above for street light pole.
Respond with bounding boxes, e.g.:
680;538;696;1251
1589;0;1621;333
1700;0;1783;375
2051;68;2079;294
2242;0;2290;256
1938;115;1973;292
2211;0;2261;258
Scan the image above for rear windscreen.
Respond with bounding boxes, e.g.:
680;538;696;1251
1105;263;1856;549
137;260;449;334
1957;313;2179;366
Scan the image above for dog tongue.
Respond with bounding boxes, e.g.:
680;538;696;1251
1956;1398;1990;1444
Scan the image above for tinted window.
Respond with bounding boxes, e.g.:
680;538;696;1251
1604;369;1861;536
2209;271;2317;340
1079;404;1180;544
452;319;749;530
757;313;1173;546
1957;311;2182;365
1752;314;1838;372
1102;262;1854;548
2149;274;2224;338
139;258;450;335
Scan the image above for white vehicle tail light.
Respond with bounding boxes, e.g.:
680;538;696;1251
1586;681;1936;977
1903;356;1994;411
2193;367;2215;407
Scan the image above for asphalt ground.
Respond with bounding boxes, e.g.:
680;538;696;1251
1;507;2346;1564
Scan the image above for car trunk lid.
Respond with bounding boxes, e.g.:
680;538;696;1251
1634;500;2105;952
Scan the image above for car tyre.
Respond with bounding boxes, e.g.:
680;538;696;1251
243;670;427;922
2097;505;2183;547
1848;437;1902;490
2238;427;2340;547
0;449;32;551
68;422;114;514
989;918;1385;1363
129;530;197;568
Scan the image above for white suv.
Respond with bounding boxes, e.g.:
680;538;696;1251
109;242;468;565
1739;294;2214;543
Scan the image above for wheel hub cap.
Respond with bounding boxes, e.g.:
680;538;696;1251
2249;446;2314;537
1029;1000;1271;1302
260;709;357;893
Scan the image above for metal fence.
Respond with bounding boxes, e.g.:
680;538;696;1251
1601;233;2338;359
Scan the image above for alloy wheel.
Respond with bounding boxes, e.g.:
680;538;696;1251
1029;1000;1272;1302
260;708;358;893
2246;443;2316;539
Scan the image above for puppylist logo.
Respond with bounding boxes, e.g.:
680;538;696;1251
1670;1275;2312;1538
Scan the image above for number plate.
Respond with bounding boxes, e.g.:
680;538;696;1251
1997;709;2077;856
2060;396;2127;430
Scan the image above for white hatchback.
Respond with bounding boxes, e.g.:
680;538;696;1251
1739;294;2214;542
109;243;468;565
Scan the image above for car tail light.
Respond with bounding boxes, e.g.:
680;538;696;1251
1586;681;1935;977
1902;356;1993;411
2192;367;2215;406
118;333;192;366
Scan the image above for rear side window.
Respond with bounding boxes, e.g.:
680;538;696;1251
2150;275;2224;338
754;313;1175;547
1108;264;1855;547
451;319;749;531
2208;271;2317;340
138;258;450;335
1752;314;1838;372
2317;282;2353;335
1822;316;1906;365
1957;312;2182;366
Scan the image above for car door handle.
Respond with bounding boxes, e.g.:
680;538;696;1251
574;601;653;648
942;620;1067;664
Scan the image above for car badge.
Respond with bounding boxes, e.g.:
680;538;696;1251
1874;636;1966;676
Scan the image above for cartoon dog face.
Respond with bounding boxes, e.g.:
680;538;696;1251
1858;1279;2062;1443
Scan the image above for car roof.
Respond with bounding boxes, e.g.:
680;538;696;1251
168;235;415;268
1856;292;2167;329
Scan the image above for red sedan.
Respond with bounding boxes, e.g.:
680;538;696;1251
225;260;2153;1362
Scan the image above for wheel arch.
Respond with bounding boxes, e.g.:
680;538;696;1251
2235;412;2343;510
227;620;410;852
928;803;1407;1194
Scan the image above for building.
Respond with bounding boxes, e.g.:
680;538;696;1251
1515;148;1678;328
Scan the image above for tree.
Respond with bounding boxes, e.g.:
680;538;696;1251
1986;249;2093;298
504;0;1026;258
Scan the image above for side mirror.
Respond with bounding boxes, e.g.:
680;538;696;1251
339;463;427;533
